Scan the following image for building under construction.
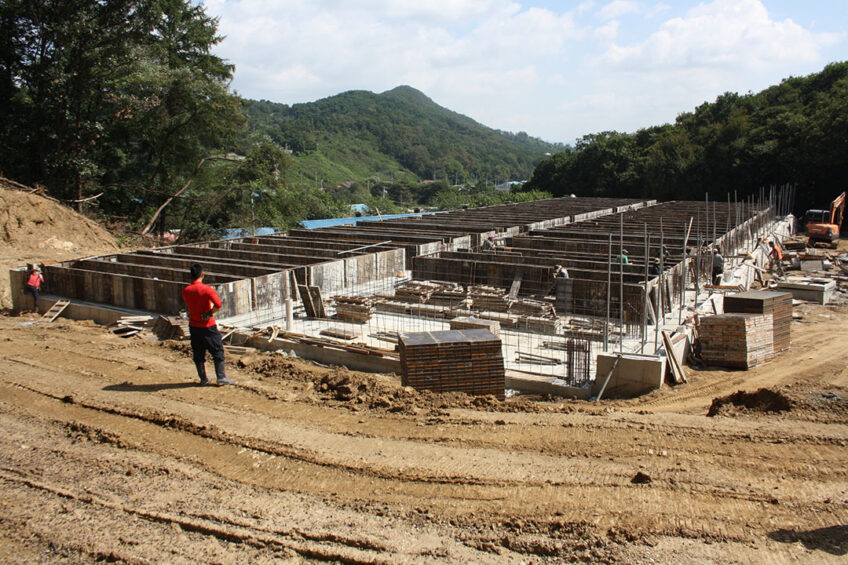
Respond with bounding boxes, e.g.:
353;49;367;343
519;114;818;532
11;194;779;397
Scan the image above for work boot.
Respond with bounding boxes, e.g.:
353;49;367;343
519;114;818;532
195;362;207;383
217;376;235;385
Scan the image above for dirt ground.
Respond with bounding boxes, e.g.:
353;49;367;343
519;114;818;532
1;185;846;563
0;298;846;564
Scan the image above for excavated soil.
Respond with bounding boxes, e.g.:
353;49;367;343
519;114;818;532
0;178;121;308
1;302;847;564
707;388;794;417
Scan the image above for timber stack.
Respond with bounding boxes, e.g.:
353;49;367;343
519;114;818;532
723;290;792;352
398;329;505;400
699;313;775;369
332;295;375;323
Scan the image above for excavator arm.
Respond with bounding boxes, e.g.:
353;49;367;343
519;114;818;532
829;192;845;226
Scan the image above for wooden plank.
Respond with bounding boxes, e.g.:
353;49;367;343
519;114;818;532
308;285;326;318
662;330;687;384
508;271;523;299
298;284;316;318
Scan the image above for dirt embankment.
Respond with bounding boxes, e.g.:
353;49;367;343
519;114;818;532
0;177;121;308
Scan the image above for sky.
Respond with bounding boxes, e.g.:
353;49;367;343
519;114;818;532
203;0;847;144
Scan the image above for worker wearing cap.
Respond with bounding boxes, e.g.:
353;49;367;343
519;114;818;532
482;234;495;251
555;264;569;278
25;265;44;311
181;263;234;386
614;249;629;264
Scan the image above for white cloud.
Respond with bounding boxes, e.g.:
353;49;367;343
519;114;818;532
594;20;620;42
204;0;846;143
601;0;840;71
598;0;642;21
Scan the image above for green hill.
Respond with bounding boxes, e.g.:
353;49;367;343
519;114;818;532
246;86;561;188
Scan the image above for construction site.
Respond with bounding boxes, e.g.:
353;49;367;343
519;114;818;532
8;194;783;394
2;181;847;563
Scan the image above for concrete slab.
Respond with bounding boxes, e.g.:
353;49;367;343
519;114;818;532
776;279;836;304
592;353;665;399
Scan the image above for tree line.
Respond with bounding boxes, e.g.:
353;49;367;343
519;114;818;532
0;0;341;240
522;62;848;215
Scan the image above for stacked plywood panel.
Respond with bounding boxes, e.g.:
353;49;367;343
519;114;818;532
470;285;510;312
449;316;501;336
332;295;374;323
723;290;792;352
510;297;556;318
700;313;774;368
398;329;505;399
394;281;441;303
428;282;469;307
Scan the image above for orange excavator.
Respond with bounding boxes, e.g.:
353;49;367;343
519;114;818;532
804;191;845;249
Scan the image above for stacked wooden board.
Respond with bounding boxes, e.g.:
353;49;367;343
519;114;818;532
700;313;774;369
449;316;501;336
723;290;792;352
332;295;374;323
398;329;505;399
470;285;510;312
428;282;468;307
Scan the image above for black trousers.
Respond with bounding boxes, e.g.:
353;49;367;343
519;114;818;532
26;285;39;310
189;325;226;381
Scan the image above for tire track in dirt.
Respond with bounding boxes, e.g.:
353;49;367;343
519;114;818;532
2;369;842;545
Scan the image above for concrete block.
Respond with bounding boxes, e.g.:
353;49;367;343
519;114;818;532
592;353;665;399
776;280;836;304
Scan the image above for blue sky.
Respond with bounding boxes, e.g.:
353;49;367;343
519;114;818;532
204;0;847;144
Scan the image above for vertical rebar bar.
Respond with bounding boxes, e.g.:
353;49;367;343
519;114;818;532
604;233;611;351
619;214;624;353
642;224;649;354
655;221;664;352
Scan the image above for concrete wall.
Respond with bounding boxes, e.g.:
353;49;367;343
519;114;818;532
592;353;665;399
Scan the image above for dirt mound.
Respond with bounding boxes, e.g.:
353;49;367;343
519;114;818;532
707;388;793;417
0;178;118;252
0;178;121;309
238;353;508;414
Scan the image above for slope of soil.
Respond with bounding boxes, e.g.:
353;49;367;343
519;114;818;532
0;178;120;308
0;302;846;563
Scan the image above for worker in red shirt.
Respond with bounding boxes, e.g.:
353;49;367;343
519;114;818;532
25;265;44;311
181;263;234;386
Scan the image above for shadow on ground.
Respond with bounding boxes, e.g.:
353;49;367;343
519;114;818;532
769;525;848;555
104;382;203;392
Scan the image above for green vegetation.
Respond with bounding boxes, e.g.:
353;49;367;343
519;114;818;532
0;0;554;240
523;62;848;212
246;86;560;188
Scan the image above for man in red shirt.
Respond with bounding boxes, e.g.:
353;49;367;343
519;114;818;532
181;263;234;386
25;265;44;311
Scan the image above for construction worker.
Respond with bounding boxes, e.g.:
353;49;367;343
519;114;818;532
181;263;234;386
25;265;44;311
555;264;569;278
768;241;785;276
614;249;629;264
482;235;495;251
712;248;725;285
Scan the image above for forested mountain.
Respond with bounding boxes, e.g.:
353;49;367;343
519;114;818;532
246;86;560;187
523;62;848;214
